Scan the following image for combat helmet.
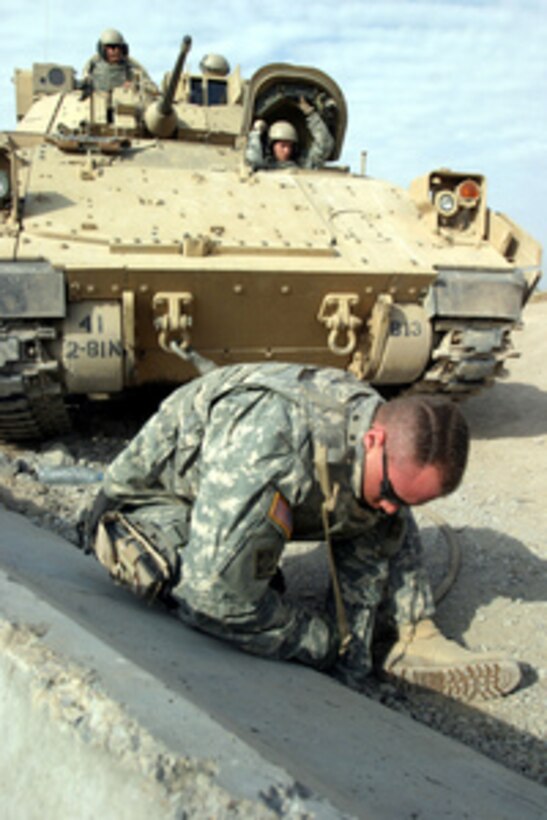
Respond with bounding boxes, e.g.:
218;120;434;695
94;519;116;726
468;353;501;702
199;53;230;76
97;29;129;59
268;120;298;144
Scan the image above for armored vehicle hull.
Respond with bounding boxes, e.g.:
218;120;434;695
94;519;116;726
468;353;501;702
0;39;541;439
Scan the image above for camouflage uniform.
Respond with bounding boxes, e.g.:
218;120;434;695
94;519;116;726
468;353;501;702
82;55;157;94
95;363;435;688
245;111;334;170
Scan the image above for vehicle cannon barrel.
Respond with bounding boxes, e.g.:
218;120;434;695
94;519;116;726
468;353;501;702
144;35;192;137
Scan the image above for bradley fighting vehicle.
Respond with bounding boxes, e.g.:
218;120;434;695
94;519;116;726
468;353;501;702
0;36;542;440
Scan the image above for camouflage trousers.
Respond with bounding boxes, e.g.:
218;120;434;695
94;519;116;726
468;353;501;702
92;504;434;686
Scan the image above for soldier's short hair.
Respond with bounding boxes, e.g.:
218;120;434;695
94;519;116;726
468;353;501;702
375;396;469;494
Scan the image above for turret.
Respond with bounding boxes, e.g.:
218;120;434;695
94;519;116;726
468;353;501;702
144;35;192;137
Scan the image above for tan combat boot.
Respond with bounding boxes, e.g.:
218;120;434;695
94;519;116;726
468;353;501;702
383;619;521;702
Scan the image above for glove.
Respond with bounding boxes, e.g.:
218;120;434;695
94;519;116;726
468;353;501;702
298;96;314;116
252;118;267;134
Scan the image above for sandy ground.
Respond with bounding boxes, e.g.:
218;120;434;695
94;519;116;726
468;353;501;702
0;295;545;786
405;295;547;781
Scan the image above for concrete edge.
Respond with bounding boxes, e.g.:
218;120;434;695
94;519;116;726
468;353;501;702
0;568;348;820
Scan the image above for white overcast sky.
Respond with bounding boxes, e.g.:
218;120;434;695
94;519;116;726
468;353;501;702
1;0;545;286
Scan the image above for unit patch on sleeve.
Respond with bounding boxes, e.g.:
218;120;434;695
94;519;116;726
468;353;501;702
254;547;279;580
268;491;293;539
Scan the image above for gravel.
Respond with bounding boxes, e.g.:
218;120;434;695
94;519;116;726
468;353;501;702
0;300;545;789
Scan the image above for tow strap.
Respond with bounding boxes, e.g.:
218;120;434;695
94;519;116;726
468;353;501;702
314;443;352;656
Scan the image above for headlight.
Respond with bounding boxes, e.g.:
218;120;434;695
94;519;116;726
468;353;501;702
47;66;67;87
435;189;458;217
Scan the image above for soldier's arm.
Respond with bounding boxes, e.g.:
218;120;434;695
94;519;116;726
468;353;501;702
102;403;179;504
173;391;338;668
303;110;334;169
245;121;268;170
81;56;97;82
330;511;435;689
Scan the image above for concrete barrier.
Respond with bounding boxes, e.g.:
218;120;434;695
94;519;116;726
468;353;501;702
0;566;343;820
1;508;545;820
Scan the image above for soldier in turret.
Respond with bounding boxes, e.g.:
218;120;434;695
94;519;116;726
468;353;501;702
246;96;334;170
82;28;157;94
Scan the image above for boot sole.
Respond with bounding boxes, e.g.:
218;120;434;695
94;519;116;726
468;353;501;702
387;659;521;702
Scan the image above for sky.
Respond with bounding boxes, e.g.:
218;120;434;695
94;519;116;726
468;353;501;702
1;0;545;287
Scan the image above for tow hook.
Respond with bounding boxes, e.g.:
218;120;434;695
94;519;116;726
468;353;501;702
317;293;362;356
152;292;194;351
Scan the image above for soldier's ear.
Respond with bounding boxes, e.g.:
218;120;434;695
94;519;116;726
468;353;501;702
363;425;386;453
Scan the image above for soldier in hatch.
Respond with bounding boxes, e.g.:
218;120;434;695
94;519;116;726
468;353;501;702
245;96;334;170
82;28;157;94
85;362;521;702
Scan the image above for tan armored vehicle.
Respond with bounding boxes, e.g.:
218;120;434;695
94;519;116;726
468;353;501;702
0;36;541;439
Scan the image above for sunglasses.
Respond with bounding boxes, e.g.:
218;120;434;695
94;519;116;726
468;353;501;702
380;447;408;507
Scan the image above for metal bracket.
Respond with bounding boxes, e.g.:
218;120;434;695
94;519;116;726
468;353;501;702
353;293;393;379
152;291;194;352
317;293;362;356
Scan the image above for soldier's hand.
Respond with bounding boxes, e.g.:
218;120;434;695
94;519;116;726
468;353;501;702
298;95;314;115
252;119;267;134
